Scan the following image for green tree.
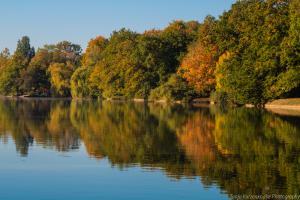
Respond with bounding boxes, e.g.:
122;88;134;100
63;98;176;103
20;64;50;96
214;0;291;105
13;36;35;66
271;0;300;98
0;36;35;95
149;74;196;102
89;29;140;98
71;66;93;98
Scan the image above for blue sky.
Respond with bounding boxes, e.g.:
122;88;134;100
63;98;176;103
0;0;235;52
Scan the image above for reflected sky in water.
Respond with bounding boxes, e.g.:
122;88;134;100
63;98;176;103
0;99;299;200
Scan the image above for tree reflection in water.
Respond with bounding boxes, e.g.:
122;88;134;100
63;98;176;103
0;98;299;196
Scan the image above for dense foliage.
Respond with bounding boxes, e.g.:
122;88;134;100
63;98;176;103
0;0;299;104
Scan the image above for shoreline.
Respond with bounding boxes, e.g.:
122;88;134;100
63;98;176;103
2;96;300;112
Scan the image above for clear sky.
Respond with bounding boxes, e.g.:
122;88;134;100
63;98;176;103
0;0;236;52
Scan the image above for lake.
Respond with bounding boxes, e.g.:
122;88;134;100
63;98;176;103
0;99;299;200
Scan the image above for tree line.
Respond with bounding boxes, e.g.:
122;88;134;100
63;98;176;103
0;0;299;105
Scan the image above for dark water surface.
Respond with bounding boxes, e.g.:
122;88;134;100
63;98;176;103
0;99;299;200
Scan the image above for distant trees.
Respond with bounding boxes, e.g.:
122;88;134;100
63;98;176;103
87;22;199;99
0;0;299;104
0;40;82;97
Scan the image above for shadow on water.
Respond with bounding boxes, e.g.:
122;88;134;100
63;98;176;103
0;98;300;196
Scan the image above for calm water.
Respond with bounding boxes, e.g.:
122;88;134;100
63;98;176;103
0;99;299;200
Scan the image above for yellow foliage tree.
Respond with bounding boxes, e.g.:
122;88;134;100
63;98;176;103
215;51;232;91
48;62;74;97
82;36;108;67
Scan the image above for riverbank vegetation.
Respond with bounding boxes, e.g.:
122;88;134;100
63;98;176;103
0;0;299;106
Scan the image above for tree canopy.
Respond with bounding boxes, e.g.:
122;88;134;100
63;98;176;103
0;0;299;105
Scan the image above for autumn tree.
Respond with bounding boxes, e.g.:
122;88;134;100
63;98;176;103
48;62;75;97
71;36;108;98
0;48;12;95
179;16;218;96
22;41;82;96
82;36;108;67
179;44;218;96
0;48;11;70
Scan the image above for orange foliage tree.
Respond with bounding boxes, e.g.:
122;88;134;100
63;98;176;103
178;42;218;96
82;36;108;67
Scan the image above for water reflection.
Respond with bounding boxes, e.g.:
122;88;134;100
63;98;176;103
0;99;299;196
